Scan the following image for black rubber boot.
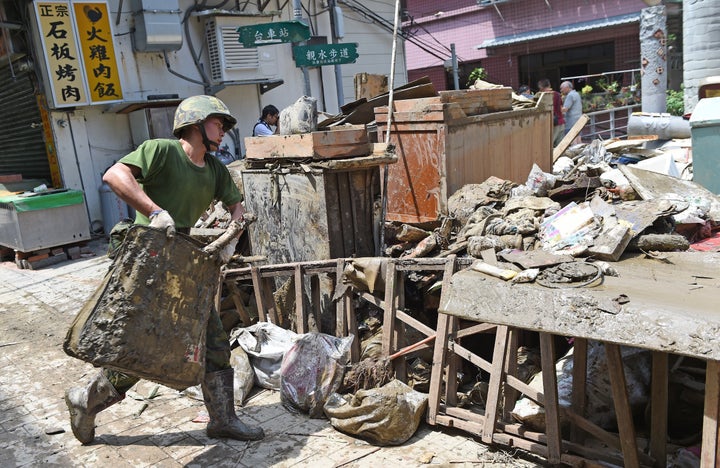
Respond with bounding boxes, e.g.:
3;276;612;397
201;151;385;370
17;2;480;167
64;371;124;444
202;368;265;441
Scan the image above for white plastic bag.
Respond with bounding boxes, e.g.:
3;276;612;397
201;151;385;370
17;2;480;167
230;322;300;390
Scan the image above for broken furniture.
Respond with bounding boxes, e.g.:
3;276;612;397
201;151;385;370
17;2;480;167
375;89;553;223
0;189;90;252
430;251;720;467
217;256;472;364
242;128;394;264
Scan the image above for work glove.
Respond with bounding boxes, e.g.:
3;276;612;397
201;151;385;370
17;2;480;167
149;209;175;237
219;237;239;264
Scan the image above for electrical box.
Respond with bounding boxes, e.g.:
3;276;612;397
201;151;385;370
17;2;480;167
690;97;720;194
131;0;183;52
204;15;279;85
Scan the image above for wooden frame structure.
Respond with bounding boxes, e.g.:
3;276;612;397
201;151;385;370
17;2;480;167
217;254;720;468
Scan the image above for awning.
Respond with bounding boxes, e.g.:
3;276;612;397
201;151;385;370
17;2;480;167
476;12;641;49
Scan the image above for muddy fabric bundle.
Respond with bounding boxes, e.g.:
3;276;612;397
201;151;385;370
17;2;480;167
64;226;221;390
323;379;428;446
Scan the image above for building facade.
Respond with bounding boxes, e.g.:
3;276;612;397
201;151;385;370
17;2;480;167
402;0;656;93
0;0;407;233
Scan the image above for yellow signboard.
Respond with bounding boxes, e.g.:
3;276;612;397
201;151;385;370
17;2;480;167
73;2;123;103
34;1;88;107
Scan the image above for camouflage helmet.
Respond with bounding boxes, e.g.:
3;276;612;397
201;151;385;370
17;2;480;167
172;95;237;138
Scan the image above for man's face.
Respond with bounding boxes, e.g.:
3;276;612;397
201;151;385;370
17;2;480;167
204;117;225;147
560;85;569;95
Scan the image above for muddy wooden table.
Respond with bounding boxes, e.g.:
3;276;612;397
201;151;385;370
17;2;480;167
429;252;720;467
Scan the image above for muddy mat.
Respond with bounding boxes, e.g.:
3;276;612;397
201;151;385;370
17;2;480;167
64;225;221;390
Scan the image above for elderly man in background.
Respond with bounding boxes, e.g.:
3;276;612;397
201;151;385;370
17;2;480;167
560;81;582;137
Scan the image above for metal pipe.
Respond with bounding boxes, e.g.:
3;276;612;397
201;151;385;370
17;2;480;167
292;0;311;97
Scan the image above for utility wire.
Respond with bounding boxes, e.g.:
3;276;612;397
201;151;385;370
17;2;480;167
340;0;452;62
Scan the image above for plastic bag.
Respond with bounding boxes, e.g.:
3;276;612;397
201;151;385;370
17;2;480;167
230;322;300;390
323;379;428;446
525;163;557;197
280;332;353;418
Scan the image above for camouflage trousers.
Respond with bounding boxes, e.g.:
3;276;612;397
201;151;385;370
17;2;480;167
105;307;231;394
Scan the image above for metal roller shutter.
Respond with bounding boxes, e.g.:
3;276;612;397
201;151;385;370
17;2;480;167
0;63;51;182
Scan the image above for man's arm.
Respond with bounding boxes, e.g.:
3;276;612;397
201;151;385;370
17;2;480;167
227;201;246;222
103;162;163;217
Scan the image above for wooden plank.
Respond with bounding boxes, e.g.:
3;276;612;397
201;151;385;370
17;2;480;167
294;264;306;334
650;351;668;468
245;133;314;159
427;256;456;425
394;272;407;382
396;309;435;337
251;266;268;323
481;325;509;444
226;280;252;327
503;328;519;422
539;332;562;464
245;126;371;160
446;315;459;407
605;343;641;468
701;360;720;468
335;171;356;257
553;114;589;162
335;259;346;337
262;277;280;325
345;293;360;362
455;322;496;339
381;261;397;356
310;274;321;333
427;314;452;426
571;337;588;444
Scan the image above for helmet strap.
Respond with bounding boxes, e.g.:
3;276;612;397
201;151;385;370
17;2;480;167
198;124;216;153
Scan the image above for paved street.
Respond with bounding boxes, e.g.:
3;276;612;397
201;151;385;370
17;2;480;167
0;239;545;467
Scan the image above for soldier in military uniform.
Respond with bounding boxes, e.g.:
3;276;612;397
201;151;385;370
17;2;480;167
64;95;264;445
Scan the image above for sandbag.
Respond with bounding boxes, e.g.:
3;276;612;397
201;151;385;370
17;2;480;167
280;333;353;418
230;321;299;390
323;379;428;446
279;96;317;135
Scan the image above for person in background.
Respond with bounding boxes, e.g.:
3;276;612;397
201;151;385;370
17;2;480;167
518;85;534;99
65;95;264;446
538;78;565;146
560;81;582;137
252;105;279;136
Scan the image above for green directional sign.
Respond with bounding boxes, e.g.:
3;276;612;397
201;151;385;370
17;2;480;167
293;43;359;67
237;20;310;47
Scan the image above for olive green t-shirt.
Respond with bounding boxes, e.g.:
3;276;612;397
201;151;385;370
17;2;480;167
120;139;242;228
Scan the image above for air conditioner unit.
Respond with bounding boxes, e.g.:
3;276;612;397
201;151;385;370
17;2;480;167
204;16;279;85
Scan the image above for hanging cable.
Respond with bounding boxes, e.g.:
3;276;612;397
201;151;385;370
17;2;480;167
379;0;401;257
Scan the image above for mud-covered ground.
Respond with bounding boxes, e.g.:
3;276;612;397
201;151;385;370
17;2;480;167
0;238;546;467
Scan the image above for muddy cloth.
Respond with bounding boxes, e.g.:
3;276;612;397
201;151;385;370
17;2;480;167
106;307;231;394
323;379;428;446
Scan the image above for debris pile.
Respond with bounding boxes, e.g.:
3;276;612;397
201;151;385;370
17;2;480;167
383;137;720;269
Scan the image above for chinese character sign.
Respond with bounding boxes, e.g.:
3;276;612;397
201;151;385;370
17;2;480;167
34;1;88;107
73;2;123;103
237;21;310;47
293;43;359;67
